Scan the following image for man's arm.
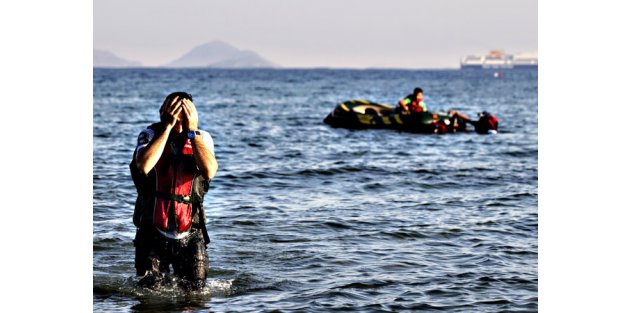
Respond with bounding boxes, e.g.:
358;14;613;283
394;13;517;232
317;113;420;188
135;126;171;175
398;98;410;113
182;99;218;180
191;134;218;180
135;96;183;175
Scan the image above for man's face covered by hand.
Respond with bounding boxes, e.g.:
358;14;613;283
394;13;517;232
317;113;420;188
160;93;191;131
173;100;185;124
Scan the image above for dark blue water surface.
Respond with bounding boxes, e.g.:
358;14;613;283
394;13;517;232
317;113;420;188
93;68;538;312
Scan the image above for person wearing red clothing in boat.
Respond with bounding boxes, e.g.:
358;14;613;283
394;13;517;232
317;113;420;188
397;87;428;115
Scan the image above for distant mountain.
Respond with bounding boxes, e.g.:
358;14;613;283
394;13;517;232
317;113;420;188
165;41;278;68
93;49;142;67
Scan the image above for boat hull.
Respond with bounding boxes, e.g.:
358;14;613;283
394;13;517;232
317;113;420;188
323;99;465;134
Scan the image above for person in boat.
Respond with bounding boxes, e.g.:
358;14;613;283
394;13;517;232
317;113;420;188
448;109;499;134
397;87;428;114
129;91;218;290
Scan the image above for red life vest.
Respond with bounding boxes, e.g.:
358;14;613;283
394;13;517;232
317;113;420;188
130;123;210;237
432;121;448;134
474;113;500;134
409;100;426;113
152;137;197;233
486;114;499;130
404;94;427;113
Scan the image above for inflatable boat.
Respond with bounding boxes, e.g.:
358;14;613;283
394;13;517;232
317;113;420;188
323;99;498;134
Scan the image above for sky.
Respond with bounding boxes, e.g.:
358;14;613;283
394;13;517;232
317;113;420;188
94;0;537;68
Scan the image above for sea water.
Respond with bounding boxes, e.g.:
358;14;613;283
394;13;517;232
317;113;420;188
93;68;537;312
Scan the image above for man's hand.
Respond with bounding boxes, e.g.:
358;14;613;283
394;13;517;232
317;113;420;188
182;99;199;131
160;96;183;129
398;99;410;114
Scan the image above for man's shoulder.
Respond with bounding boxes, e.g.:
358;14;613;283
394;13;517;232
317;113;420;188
198;130;214;145
196;130;215;154
136;123;162;147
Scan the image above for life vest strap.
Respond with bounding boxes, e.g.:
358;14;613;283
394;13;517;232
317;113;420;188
155;192;199;204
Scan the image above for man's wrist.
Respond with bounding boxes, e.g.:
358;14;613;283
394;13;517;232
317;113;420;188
160;122;174;132
187;123;199;131
187;130;202;140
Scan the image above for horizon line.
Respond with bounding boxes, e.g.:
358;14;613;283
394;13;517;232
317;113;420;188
93;66;538;71
93;65;472;70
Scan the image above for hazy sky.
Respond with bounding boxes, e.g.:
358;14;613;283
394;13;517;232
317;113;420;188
94;0;537;68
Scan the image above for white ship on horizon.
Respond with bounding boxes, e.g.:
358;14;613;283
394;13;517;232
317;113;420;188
460;50;537;69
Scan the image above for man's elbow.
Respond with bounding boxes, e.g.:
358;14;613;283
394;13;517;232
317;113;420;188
135;159;151;176
203;162;218;180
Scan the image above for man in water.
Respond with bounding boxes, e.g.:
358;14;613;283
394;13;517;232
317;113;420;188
398;87;428;114
129;91;218;290
448;109;499;134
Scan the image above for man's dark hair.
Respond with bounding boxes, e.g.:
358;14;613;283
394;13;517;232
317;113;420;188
413;87;423;96
167;91;193;102
159;91;193;114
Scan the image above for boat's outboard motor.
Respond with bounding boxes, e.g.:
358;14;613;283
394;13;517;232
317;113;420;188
475;111;499;134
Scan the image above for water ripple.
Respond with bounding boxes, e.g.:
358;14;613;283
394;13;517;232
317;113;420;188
94;68;538;312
